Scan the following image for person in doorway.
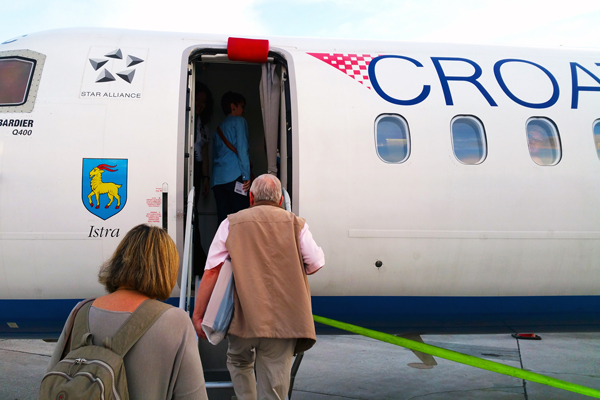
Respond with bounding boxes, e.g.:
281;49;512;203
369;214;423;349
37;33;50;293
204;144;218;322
194;82;213;197
212;91;251;224
193;83;213;279
192;174;325;400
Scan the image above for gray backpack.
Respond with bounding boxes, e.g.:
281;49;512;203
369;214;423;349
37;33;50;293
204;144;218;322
40;299;171;400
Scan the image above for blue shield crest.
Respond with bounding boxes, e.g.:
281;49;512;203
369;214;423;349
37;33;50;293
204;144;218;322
82;158;128;220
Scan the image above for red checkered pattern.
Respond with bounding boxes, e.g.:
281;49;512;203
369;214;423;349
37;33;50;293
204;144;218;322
308;53;379;90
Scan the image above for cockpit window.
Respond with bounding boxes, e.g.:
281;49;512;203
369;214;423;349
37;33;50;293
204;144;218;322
0;58;35;106
375;114;410;163
0;50;45;113
451;116;487;164
526;118;561;166
593;119;600;160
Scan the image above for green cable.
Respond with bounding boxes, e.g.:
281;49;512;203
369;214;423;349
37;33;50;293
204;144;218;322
313;315;600;398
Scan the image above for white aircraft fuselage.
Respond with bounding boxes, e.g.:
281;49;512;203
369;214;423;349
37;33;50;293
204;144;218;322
0;28;599;338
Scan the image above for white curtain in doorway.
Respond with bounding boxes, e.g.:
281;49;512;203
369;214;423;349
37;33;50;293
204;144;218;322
259;63;281;176
279;66;287;190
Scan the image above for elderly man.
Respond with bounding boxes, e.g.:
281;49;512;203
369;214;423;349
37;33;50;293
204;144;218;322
192;174;325;400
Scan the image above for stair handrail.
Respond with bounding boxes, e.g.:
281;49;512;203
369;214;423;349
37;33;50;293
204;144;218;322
179;187;195;313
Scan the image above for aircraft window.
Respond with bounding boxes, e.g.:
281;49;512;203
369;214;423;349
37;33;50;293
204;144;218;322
451;116;487;164
594;120;600;160
0;58;35;106
0;50;45;113
526;118;561;166
375;114;410;163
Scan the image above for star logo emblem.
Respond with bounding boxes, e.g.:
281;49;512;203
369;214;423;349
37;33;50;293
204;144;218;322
88;49;145;84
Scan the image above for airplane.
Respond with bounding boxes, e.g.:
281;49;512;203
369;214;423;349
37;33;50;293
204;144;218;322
1;28;600;346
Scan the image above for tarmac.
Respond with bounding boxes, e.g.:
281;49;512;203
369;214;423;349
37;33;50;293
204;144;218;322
2;332;599;400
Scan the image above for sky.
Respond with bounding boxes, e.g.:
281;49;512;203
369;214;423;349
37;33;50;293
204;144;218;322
2;0;600;48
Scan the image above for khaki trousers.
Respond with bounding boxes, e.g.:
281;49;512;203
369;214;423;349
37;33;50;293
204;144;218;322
226;335;296;400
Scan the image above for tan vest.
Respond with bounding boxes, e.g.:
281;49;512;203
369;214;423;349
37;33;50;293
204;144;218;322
226;201;316;353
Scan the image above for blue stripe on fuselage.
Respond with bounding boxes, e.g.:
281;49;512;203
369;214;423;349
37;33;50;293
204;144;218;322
1;296;599;339
0;297;181;339
311;296;600;335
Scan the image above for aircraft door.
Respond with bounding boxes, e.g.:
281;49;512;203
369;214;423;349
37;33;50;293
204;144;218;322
185;63;195;199
188;46;295;399
177;63;197;297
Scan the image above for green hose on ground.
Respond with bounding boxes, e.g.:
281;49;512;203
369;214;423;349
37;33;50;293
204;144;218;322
313;315;600;398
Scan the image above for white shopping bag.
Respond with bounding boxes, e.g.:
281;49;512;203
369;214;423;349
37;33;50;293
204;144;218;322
201;259;235;345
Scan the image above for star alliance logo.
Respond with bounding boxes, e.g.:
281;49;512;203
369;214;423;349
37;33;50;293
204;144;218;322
81;46;147;99
88;48;145;84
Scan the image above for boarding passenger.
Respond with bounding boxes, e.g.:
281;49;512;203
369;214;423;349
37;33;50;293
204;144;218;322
193;174;325;400
193;83;213;278
212;91;251;224
194;82;213;197
45;224;208;400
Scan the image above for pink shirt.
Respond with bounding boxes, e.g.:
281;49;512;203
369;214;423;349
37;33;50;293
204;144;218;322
205;218;325;274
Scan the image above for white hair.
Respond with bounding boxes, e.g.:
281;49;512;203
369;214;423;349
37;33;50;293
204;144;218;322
250;174;282;203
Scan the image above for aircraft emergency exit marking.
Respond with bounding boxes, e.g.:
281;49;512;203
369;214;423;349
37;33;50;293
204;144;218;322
309;53;600;109
146;197;161;207
146;211;161;223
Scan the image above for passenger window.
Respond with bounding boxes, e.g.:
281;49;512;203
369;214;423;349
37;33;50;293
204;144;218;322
451;116;487;164
526;118;561;165
0;57;35;106
594;120;600;160
375;114;410;163
0;50;45;113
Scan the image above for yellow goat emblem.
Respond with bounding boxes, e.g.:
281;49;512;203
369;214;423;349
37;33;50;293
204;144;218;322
88;164;122;209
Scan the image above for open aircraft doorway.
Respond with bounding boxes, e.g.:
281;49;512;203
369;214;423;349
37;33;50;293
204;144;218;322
183;42;293;284
179;41;295;398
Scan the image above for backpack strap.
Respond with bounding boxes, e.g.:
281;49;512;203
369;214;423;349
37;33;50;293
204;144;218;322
102;299;172;357
69;300;95;352
217;126;255;182
217;126;238;155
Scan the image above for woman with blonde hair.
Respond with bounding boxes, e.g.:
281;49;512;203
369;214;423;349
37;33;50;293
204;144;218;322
46;224;208;400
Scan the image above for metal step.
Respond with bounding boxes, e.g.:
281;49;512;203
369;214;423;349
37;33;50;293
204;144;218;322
198;337;304;400
198;338;236;400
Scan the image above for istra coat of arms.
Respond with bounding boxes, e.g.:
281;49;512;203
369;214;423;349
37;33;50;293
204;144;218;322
82;158;128;220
